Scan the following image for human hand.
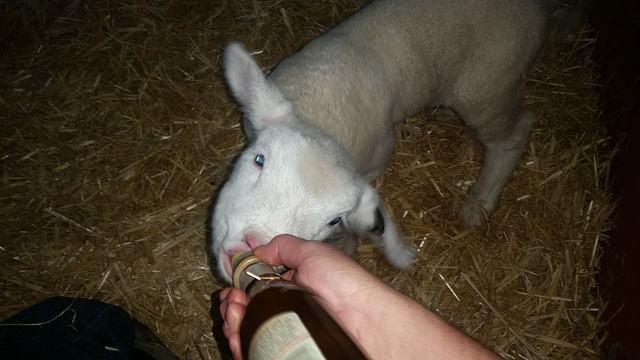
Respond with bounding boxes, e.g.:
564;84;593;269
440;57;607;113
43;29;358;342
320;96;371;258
219;234;500;360
219;234;382;360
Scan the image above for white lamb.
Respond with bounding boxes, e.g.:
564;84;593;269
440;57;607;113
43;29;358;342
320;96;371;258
210;0;550;283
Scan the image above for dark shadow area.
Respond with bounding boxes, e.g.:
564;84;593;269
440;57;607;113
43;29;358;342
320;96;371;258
591;1;640;359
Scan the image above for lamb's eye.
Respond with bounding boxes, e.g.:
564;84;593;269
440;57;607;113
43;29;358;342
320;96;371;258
254;154;265;167
328;217;341;226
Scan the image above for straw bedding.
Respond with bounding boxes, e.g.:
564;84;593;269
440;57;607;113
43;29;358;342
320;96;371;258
0;0;614;359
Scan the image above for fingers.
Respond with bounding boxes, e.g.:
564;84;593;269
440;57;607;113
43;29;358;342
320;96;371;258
228;332;243;360
220;288;249;326
222;302;246;347
219;287;250;359
220;287;250;309
221;302;241;339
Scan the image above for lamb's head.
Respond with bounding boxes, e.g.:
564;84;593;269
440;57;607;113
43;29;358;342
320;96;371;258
212;122;386;282
210;42;414;283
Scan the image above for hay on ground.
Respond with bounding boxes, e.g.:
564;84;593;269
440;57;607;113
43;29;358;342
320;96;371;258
0;1;613;359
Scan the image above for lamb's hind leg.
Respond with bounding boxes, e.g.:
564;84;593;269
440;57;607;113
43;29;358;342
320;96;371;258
459;107;537;228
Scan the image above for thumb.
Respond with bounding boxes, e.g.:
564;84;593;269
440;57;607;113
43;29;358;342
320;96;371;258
253;234;309;269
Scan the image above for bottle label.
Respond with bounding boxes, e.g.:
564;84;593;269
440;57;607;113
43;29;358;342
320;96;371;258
248;311;326;360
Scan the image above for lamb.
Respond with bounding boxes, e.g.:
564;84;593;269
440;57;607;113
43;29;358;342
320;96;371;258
210;0;550;283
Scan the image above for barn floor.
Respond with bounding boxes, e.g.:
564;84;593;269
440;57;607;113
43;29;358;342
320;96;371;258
0;1;614;359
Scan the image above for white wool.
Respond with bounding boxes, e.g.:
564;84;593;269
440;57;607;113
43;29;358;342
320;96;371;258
211;0;549;283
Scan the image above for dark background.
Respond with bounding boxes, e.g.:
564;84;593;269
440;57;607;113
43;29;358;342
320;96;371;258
591;0;640;359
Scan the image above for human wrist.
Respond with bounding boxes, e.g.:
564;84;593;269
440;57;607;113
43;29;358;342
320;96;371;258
322;275;401;358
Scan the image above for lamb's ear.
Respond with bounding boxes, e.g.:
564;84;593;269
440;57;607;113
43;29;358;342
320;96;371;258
344;185;415;269
223;42;293;136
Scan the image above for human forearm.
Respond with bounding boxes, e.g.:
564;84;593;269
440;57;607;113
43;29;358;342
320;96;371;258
335;281;499;360
237;236;499;359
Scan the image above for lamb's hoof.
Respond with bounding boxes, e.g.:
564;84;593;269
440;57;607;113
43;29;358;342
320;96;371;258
385;241;416;269
459;199;488;228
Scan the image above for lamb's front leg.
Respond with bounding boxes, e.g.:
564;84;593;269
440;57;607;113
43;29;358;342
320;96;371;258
459;109;537;228
366;205;416;268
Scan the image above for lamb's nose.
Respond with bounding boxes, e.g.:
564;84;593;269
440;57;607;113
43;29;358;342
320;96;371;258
243;234;263;250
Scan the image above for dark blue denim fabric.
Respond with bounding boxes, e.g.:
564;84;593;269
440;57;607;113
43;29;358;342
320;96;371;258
0;297;134;360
